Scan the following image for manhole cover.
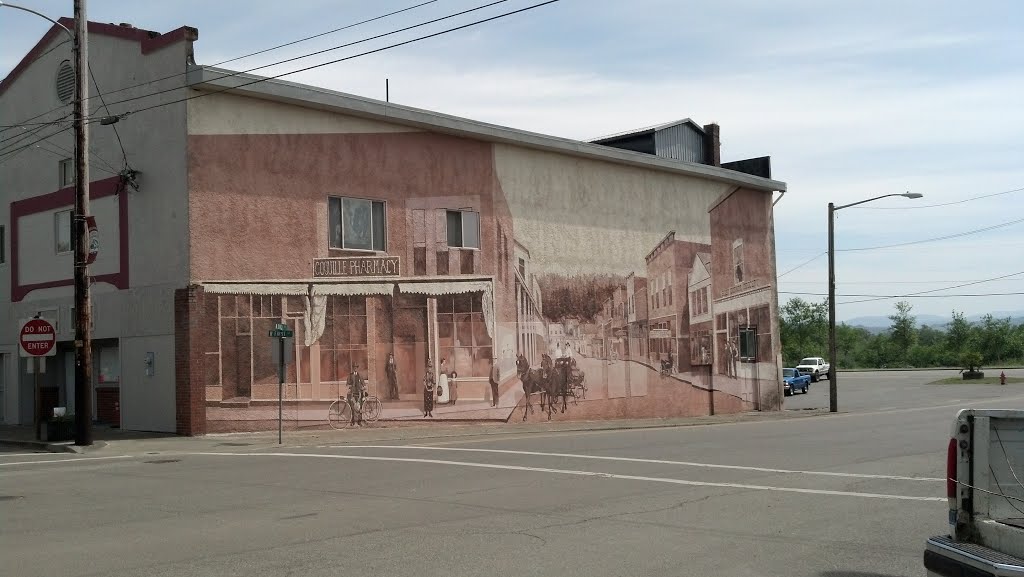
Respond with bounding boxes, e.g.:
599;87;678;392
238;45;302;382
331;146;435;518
144;459;181;464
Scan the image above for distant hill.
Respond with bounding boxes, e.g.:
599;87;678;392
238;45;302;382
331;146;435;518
843;311;1024;333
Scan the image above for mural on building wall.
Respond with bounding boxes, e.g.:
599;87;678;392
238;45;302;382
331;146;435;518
184;130;780;432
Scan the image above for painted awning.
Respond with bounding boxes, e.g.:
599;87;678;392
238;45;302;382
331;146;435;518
397;281;491;296
398;280;495;339
313;283;395;296
203;283;309;296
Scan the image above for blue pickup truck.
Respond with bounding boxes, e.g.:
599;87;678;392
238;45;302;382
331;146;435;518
783;368;810;395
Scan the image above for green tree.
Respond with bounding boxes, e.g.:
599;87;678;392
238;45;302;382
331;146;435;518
779;297;827;364
888;301;918;362
836;323;872;368
946;311;971;356
976;314;1014;364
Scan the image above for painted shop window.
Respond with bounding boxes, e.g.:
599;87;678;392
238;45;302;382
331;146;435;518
738;327;757;360
329;197;386;251
437;293;492;378
55;210;72;254
446;210;481;249
319;296;369;383
59;158;74;186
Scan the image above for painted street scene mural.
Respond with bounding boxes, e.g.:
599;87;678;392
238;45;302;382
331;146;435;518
175;114;784;432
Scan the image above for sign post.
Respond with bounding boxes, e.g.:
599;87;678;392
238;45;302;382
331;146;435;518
20;317;57;440
268;323;294;444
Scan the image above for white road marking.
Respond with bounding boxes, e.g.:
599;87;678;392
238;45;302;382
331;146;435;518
328;445;945;482
192;451;945;502
0;455;133;467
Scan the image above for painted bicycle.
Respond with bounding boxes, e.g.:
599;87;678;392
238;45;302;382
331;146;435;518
327;395;382;429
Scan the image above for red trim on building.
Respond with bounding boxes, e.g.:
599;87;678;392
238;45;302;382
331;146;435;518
0;19;196;97
9;175;129;301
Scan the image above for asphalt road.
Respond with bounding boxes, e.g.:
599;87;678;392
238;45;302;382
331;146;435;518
4;370;1024;577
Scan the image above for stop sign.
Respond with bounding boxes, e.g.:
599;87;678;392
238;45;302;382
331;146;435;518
20;318;56;357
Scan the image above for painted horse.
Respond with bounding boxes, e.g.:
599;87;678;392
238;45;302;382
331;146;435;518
516;354;557;421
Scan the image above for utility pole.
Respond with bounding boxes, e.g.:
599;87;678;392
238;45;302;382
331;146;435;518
73;0;93;445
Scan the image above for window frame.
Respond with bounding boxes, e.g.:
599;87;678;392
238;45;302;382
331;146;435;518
328;195;387;252
59;158;74;187
54;209;72;255
446;209;481;250
733;239;745;285
738;326;757;360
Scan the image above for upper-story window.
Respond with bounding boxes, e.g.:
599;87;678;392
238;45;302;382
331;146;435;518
55;210;72;254
59;158;74;187
446;210;480;249
329;197;386;251
733;239;745;284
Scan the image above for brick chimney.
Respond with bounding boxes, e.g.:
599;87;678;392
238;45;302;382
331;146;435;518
703;123;721;167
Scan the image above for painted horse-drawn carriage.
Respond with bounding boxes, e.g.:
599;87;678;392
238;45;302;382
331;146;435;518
515;353;586;421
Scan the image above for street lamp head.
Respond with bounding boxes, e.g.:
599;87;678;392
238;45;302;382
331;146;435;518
901;192;923;199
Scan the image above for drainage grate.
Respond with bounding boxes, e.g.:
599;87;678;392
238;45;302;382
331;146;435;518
0;496;23;502
216;442;253;447
144;459;181;464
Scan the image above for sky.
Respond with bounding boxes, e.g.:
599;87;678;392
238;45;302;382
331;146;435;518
2;0;1023;323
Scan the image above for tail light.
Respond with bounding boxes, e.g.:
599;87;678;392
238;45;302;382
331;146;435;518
947;437;958;498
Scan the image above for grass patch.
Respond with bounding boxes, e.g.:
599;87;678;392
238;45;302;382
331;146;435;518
930;376;1024;385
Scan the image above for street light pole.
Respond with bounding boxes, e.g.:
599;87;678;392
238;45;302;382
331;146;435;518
827;192;922;413
828;203;837;412
73;0;93;445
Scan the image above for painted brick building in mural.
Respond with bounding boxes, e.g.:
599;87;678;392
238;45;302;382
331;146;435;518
1;20;787;433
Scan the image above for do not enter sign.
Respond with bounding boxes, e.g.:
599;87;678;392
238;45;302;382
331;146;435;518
20;318;57;358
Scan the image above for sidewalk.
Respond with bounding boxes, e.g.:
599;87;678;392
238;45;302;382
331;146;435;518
1;407;831;455
0;424;174;454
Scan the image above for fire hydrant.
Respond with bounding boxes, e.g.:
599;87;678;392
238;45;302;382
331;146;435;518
1001;371;1007;385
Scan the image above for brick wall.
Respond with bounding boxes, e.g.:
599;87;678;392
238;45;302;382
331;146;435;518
175;285;207;435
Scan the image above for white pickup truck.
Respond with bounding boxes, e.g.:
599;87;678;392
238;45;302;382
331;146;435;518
925;409;1024;576
795;357;830;382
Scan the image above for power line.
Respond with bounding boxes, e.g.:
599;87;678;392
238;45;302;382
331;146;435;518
781;291;1024;299
0;125;73;163
782;279;1024;285
88;0;515;115
837;216;1024;252
0;0;438;133
777;252;825;278
98;0;562;123
0;1;560;163
88;66;129;169
31;139;118;176
783;269;1024;304
852;186;1024;210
